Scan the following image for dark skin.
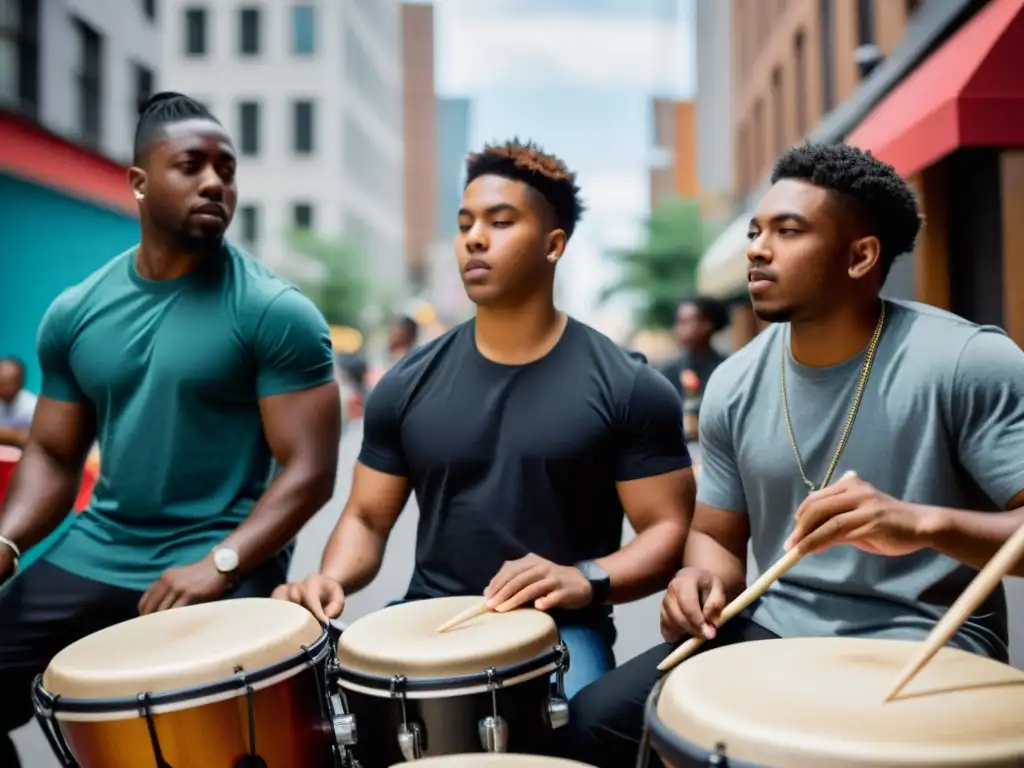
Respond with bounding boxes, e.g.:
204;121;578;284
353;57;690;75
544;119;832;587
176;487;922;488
0;361;30;447
674;302;713;352
273;173;694;623
0;118;342;601
660;178;1024;643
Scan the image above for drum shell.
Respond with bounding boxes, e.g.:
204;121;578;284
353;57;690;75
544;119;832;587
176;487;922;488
38;653;334;768
342;673;557;768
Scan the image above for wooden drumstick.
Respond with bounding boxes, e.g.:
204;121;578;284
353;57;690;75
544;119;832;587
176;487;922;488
436;600;490;633
657;545;806;672
884;521;1024;702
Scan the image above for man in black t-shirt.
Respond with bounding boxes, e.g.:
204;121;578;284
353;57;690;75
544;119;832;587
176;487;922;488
275;140;695;697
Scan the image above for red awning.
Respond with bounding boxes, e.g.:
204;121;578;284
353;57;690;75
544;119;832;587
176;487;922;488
0;112;135;214
847;0;1024;178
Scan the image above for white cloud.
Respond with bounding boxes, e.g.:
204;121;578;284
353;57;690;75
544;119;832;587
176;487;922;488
435;11;695;96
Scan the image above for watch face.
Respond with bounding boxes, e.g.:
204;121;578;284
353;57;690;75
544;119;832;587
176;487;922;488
214;548;239;572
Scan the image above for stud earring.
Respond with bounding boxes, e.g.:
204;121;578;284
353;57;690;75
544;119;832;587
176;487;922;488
134;191;145;202
547;254;557;263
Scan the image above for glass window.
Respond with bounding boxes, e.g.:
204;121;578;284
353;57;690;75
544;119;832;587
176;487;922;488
141;0;156;22
238;7;261;56
0;0;40;116
293;202;314;230
184;7;206;56
293;100;315;154
238;101;260;156
74;16;103;147
292;4;315;55
133;62;154;116
239;204;259;247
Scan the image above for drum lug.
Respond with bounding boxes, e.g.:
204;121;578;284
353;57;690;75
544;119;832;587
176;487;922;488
478;714;509;753
332;712;358;747
397;721;424;761
546;695;570;730
707;741;729;766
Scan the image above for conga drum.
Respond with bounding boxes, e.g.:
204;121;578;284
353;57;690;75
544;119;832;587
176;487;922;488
333;596;571;767
32;598;342;768
391;755;595;767
642;637;1024;767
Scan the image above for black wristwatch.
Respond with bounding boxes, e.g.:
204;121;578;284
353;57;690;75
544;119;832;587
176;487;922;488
575;560;611;605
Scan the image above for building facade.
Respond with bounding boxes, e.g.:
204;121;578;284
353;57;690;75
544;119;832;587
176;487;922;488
161;0;404;288
1;0;161;390
402;1;435;294
649;98;697;211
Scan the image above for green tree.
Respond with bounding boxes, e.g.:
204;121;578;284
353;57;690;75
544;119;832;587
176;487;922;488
600;198;706;329
288;230;374;328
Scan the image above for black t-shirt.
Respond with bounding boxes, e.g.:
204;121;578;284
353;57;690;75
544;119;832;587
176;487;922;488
358;317;691;639
658;349;726;402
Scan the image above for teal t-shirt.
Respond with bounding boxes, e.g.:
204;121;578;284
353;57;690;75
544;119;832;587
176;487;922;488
37;244;335;591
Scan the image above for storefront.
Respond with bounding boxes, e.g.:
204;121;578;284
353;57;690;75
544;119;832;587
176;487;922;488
847;0;1024;345
0;111;139;391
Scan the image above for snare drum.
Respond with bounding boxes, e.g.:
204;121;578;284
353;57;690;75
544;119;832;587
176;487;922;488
32;598;340;768
391;755;595;767
333;596;570;767
643;637;1024;767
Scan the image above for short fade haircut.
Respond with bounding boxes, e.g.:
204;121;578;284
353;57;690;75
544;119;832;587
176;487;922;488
682;296;730;334
133;91;220;164
465;139;585;240
771;143;922;281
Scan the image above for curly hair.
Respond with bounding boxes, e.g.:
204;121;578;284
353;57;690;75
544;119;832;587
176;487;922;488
771;143;922;281
465;139;585;239
683;296;730;333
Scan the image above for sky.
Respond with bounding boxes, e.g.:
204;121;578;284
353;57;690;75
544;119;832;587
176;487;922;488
422;0;696;336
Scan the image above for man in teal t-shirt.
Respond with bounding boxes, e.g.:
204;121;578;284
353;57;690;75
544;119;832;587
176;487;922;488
0;92;341;768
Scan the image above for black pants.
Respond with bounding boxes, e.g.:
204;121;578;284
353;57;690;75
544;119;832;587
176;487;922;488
559;616;779;768
0;556;288;768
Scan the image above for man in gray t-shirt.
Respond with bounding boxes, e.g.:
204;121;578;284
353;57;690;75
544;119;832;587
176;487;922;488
563;143;1024;767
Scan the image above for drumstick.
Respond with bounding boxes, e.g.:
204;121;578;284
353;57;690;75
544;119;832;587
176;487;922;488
884;521;1024;702
436;600;490;633
657;545;805;672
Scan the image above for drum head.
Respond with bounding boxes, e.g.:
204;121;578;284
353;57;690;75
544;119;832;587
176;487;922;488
337;597;560;679
44;598;323;699
391;755;594;767
656;637;1024;767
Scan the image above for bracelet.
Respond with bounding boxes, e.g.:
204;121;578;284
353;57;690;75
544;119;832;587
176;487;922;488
0;535;21;575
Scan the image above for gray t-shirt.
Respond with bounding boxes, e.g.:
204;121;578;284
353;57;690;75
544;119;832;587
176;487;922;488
698;299;1024;661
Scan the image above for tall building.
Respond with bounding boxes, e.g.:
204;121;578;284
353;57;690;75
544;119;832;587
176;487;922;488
1;0;162;390
161;0;404;288
402;1;436;293
698;0;1024;347
648;98;697;211
431;96;474;323
694;0;734;224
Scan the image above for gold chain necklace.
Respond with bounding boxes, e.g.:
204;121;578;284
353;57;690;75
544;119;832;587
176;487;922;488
780;302;886;495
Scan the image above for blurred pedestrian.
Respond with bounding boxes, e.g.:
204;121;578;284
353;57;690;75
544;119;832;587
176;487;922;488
0;358;36;448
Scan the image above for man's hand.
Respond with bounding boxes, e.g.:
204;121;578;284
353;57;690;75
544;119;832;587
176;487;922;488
271;574;346;625
484;553;593;613
138;559;233;615
659;567;726;644
785;471;939;556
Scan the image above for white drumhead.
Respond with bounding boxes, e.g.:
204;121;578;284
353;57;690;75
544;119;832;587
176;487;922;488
657;637;1024;767
44;598;323;699
337;596;560;679
391;756;595;767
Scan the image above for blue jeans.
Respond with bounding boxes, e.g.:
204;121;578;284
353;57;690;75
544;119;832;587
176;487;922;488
557;625;616;699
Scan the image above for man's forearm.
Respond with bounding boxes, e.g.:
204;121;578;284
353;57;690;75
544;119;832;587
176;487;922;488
923;504;1024;577
318;511;389;594
0;443;82;551
0;426;28;447
683;530;747;600
595;519;688;604
218;464;335;574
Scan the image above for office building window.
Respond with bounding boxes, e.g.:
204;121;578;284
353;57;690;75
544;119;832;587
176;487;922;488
133;62;154;116
238;7;261;56
184;7;206;56
293;202;314;230
74;16;103;147
794;30;807;137
0;0;40;115
818;0;835;114
238;101;260;156
905;0;922;19
293;100;315;154
771;67;784;156
238;204;260;247
141;0;156;22
292;4;315;54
